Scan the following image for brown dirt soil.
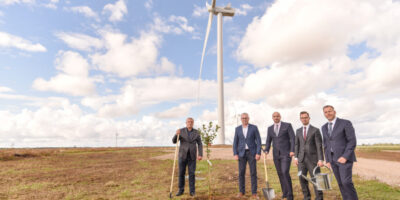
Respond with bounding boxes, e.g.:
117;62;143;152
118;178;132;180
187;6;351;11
356;150;400;162
0;147;170;199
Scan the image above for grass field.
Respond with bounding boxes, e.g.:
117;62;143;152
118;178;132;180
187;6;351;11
0;147;399;199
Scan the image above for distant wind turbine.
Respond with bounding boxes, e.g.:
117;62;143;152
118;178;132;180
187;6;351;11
198;0;235;144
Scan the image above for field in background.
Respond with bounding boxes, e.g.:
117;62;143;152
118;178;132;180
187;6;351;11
0;146;399;199
357;144;400;162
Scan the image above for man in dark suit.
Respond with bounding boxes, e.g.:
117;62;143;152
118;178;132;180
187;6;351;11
265;112;295;200
321;105;358;200
294;111;324;200
233;113;262;199
172;117;203;197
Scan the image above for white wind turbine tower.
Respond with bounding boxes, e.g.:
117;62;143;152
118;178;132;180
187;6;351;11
198;0;235;144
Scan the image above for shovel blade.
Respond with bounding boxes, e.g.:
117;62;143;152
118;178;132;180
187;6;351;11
262;188;275;200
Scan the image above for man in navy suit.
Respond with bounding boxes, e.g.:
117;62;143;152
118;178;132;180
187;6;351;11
265;112;295;200
233;113;262;199
322;105;358;200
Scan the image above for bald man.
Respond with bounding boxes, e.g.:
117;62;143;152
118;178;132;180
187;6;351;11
264;112;295;200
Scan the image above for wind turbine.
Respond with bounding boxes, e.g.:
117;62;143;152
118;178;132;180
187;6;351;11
198;0;235;145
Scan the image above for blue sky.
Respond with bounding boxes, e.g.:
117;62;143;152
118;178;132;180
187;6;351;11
0;0;399;147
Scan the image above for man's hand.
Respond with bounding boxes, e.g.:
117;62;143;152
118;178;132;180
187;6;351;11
176;129;181;135
338;157;347;164
255;154;260;161
234;155;239;160
197;156;202;161
289;152;294;157
325;162;331;169
318;161;324;167
294;159;298;166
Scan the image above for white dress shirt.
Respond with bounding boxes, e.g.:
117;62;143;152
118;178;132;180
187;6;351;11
274;122;281;135
243;125;249;149
303;124;310;138
328;117;337;131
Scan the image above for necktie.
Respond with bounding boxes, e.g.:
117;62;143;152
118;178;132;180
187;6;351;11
274;124;279;136
328;122;333;137
303;127;307;140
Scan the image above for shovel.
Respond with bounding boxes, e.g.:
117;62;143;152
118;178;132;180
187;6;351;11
169;134;180;198
262;153;275;200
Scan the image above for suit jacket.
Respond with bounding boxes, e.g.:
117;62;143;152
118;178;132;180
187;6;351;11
295;125;324;164
233;124;262;157
172;128;203;160
265;122;295;158
321;118;357;163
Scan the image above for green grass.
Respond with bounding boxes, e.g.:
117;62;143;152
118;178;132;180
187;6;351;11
358;144;400;151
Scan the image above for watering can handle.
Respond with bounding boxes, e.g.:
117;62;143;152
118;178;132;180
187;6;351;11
312;165;333;177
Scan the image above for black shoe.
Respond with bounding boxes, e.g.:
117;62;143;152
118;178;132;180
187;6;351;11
190;192;195;196
176;191;184;196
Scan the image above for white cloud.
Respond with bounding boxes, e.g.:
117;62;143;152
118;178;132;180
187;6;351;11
236;4;253;16
151;15;195;35
169;15;194;33
1;94;400;147
33;51;97;96
348;43;400;96
84;76;217;117
90;30;161;77
67;6;99;20
238;65;250;76
0;0;35;5
97;84;140;117
43;0;58;9
240;57;354;107
0;31;46;52
192;4;208;17
144;0;153;10
0;100;183;147
103;0;127;22
0;86;13;93
237;0;399;67
56;32;103;51
158;57;176;75
155;102;195;119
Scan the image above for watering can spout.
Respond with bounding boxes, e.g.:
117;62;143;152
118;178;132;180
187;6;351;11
297;171;318;186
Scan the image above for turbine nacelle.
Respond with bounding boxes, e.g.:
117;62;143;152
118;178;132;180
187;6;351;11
206;2;235;17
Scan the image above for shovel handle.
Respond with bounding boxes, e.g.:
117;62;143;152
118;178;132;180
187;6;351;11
263;152;268;181
169;134;180;195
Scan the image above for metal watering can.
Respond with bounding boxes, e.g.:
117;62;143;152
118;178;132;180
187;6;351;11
297;165;333;191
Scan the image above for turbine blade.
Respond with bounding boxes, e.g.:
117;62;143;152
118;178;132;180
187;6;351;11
197;12;214;103
211;0;216;8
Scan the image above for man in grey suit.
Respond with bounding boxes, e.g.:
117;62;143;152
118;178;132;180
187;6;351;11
233;113;262;199
172;117;203;197
322;105;358;200
265;112;295;200
294;111;324;200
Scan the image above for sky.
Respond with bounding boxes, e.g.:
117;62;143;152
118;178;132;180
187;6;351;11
0;0;399;147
